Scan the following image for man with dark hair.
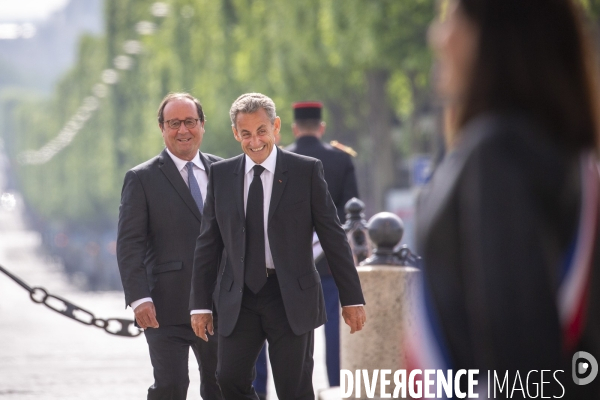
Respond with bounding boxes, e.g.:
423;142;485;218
117;93;223;399
190;93;366;399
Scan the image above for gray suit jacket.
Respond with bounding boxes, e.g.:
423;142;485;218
117;148;221;326
190;148;365;336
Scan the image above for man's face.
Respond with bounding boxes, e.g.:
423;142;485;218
232;108;280;164
160;98;204;161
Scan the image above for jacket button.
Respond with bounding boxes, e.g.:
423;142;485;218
242;227;245;233
241;257;244;262
239;289;243;293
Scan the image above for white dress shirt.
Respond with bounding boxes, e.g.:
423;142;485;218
166;148;209;203
242;147;277;271
131;149;208;311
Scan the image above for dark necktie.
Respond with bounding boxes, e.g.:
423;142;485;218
186;162;204;214
244;165;267;294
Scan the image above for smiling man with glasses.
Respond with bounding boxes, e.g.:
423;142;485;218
117;92;224;399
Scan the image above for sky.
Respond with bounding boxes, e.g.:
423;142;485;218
0;0;69;22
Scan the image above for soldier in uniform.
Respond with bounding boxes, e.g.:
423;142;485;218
253;102;359;396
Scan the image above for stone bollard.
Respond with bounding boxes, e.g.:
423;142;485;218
320;212;420;400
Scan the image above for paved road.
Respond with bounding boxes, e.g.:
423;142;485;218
0;153;329;399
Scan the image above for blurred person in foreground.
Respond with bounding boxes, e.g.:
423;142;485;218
117;93;223;399
414;0;600;397
190;93;366;399
252;102;359;397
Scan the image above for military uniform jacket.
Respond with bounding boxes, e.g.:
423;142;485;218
286;136;358;223
286;136;359;275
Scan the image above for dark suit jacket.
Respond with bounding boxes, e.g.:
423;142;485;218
416;113;600;384
286;136;359;276
190;148;365;337
117;148;221;326
285;136;358;223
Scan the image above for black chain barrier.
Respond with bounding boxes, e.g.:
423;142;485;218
0;264;141;337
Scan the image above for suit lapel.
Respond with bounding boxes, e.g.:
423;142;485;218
158;149;202;222
233;154;246;223
199;152;211;172
268;148;288;222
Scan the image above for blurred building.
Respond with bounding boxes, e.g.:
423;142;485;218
0;0;104;92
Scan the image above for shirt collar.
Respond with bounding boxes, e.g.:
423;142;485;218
244;146;277;175
166;148;205;172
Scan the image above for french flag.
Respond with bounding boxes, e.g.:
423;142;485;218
558;152;599;352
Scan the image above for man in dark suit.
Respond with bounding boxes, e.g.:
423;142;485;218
190;93;366;400
253;102;359;396
117;93;223;400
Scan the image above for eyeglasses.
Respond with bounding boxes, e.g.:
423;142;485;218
164;118;200;129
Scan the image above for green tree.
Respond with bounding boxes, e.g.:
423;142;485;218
2;0;435;236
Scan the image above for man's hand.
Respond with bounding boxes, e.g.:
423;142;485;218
134;302;159;329
342;306;366;334
191;313;214;342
